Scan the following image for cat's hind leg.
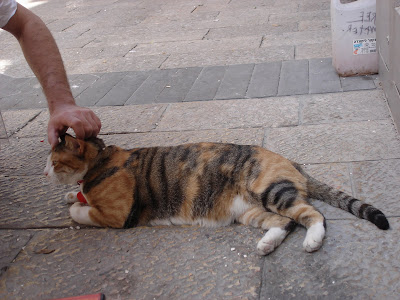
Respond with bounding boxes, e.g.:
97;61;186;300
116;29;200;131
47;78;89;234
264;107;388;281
238;207;296;255
69;202;101;226
259;180;326;252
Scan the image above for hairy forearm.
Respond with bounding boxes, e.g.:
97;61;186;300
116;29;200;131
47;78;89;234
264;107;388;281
3;3;101;146
4;4;74;113
19;19;74;112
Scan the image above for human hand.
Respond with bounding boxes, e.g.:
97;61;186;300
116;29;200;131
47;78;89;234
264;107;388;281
47;104;101;148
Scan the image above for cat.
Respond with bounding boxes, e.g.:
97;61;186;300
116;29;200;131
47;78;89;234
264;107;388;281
44;134;389;255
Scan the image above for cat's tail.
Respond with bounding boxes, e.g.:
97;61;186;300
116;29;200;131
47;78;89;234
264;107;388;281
292;162;390;230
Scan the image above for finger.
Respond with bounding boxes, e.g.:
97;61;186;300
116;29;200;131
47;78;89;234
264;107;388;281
85;113;100;137
91;111;102;133
48;130;59;148
69;117;86;140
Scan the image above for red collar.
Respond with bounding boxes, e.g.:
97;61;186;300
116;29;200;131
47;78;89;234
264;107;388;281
76;180;87;204
77;192;87;204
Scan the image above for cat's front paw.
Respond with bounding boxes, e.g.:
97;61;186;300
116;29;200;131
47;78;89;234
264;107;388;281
65;191;79;203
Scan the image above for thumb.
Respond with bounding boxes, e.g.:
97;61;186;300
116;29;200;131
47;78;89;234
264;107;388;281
48;128;59;148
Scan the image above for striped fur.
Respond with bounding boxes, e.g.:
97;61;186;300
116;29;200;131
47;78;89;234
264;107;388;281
45;134;390;255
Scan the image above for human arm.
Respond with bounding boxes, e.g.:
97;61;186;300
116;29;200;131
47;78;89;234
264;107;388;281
2;3;101;147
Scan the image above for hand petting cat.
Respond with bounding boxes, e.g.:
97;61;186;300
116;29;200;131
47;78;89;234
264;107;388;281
47;103;101;148
0;1;101;148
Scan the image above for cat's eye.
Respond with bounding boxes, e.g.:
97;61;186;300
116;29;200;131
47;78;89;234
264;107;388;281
52;161;58;166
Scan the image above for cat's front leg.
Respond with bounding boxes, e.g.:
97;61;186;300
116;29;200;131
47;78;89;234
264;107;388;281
69;202;100;227
65;191;79;203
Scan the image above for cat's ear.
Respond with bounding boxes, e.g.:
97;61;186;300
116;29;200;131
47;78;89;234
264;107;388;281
64;135;85;155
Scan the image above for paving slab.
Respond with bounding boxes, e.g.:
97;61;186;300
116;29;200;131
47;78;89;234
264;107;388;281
298;1;330;12
155;67;203;103
215;4;299;26
156;97;299;132
65;55;168;75
133;36;262;56
0;113;6;139
97;71;152;106
75;72;127;106
14;110;50;138
215;64;254;100
278;60;309;96
125;68;204;105
60;45;134;63
1;92;47;110
0;175;73;229
303;162;356;220
1;109;42;137
301;90;390;125
0;226;264;299
92;105;167;134
268;10;330;24
101;128;265;149
261;30;332;48
0;77;31;98
0;230;33;277
184;66;227;102
298;19;331;32
69;74;101;98
246;61;281;98
351;159;400;217
93;29;209;47
260;218;400;299
0;77;47;109
125;69;178;105
340;75;377;91
14;104;166;137
309;58;342;94
205;22;298;40
266;120;400;164
161;46;294;69
295;42;332;60
0;137;48;176
53;33;96;49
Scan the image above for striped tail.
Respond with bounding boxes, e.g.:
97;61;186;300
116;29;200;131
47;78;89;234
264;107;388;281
293;163;390;230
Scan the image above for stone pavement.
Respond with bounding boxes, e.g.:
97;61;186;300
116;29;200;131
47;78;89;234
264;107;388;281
1;0;400;299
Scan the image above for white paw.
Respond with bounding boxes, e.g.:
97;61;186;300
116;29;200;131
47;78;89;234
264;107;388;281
70;201;84;214
69;202;99;227
256;227;287;256
303;222;325;253
257;239;276;255
65;191;79;203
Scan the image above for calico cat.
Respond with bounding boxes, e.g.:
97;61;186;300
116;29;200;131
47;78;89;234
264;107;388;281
44;134;389;255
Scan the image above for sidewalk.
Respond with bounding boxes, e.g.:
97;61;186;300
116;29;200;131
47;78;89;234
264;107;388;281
1;0;400;299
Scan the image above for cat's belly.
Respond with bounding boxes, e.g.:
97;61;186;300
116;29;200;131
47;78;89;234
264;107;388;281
149;216;234;227
149;194;251;227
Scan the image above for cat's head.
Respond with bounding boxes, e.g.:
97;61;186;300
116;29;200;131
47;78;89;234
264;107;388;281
43;134;105;185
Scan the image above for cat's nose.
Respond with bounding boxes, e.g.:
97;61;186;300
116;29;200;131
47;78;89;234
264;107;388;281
43;170;48;176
